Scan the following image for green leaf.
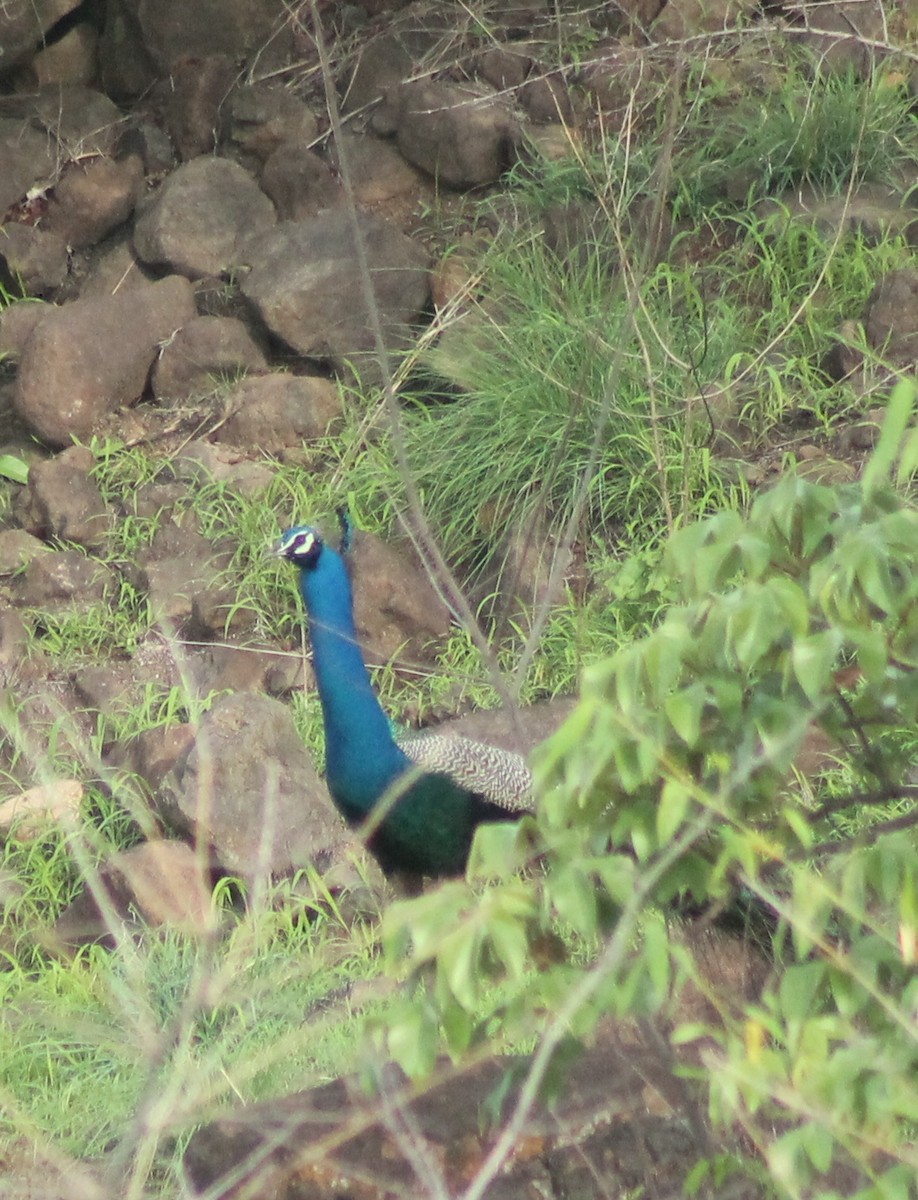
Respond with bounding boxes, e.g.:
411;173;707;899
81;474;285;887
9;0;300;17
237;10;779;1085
594;855;637;906
665;687;703;747
779;961;826;1020
642;915;670;999
488;913;530;981
895;423;918;486
656;779;691;842
441;928;480;1011
440;995;474;1055
0;454;28;484
387;1005;438;1078
548;868;598;938
781;805;815;850
849;625;888;682
729;589;779;669
792;629;842;702
801;1122;834;1174
862;377;916;499
467;820;527;880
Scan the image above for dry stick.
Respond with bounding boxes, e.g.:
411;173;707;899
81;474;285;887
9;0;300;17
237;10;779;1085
460;811;717;1200
305;0;529;745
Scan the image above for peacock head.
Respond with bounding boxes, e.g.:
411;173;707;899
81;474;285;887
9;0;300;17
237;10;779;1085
274;525;324;569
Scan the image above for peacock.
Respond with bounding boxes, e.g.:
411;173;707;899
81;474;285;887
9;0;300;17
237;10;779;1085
274;520;533;877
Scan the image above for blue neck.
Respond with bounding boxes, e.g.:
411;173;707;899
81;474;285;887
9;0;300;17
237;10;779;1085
297;545;407;814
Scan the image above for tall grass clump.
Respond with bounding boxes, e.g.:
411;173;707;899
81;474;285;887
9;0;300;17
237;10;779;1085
675;56;917;210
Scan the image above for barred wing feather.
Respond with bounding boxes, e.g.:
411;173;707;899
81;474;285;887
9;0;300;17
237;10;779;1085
395;731;533;813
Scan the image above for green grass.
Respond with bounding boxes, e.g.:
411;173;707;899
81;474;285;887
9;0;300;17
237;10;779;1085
0;879;385;1166
676;59;917;209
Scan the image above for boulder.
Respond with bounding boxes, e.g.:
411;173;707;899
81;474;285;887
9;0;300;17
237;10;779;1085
14;274;197;446
157;692;353;880
133;157;276;280
396;80;519;187
239;211;429;380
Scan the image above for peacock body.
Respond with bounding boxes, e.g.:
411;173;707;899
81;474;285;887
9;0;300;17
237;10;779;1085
275;524;532;877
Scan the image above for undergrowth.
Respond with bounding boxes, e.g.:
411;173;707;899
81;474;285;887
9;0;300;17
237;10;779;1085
1;15;917;1198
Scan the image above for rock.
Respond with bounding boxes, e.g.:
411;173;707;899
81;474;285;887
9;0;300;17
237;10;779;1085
865;269;918;368
162;54;238;161
19;445;112;549
18;550;114;608
192;582;259;640
26;21;97;88
97;0;160;102
216;373;343;451
0;530;48;575
71;660;140;716
134;157;276;280
189;642;306;698
109;840;212;930
259;146;342;220
326;132;427;206
794;0;886;77
396;80;519;187
14;274;197;447
519;71;576;124
582;44;656;118
0;118;57;214
42;154;144;249
0;607;32;683
477;508;576;632
0;779;82;837
239;211;429;380
223;81;319;166
168;440;276;497
54;839;212;947
542;200;612;270
30;86;126;158
343;31;414;132
135;0;294;74
131;524;231;633
0;224;69;296
756;183;916;246
429;237;486;314
0;300;52;360
348;530;451;664
342;3;454;133
478;43;533;91
110;724;195;793
183;1037;743;1200
824;319;865;382
840;408;886;453
429;696;577;758
158;692;352;880
151;315;268;402
79;233;157;298
132;481;188;523
652;0;757;39
122;120;176;175
0;0;81;70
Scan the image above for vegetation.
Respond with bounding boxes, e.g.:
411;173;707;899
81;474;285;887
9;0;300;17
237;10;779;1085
382;381;918;1197
1;10;917;1197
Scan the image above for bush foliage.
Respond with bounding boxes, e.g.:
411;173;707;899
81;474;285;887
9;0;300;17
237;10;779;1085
382;380;918;1197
